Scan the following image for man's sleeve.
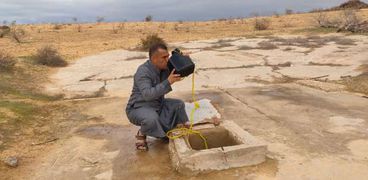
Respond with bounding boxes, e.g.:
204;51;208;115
135;68;172;101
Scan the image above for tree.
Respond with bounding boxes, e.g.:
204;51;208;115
145;15;153;22
285;9;294;15
96;16;105;23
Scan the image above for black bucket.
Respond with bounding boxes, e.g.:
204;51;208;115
168;48;195;77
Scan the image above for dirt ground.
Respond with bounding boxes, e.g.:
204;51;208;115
1;9;368;180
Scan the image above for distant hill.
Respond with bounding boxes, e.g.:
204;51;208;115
330;0;368;10
311;0;368;12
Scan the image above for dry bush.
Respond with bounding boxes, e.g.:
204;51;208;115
10;27;26;43
0;51;16;71
341;9;361;26
315;10;367;33
112;23;125;34
173;23;179;31
314;12;340;28
159;22;166;29
33;46;67;67
77;24;82;32
254;18;271;30
112;25;119;34
2;22;26;43
0;25;10;38
140;34;167;51
53;24;63;30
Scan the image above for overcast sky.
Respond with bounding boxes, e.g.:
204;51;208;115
0;0;365;24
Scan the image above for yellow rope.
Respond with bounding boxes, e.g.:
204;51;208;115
166;71;208;149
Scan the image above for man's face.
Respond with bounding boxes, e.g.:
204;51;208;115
151;48;170;70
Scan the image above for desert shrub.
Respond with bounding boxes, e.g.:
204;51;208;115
33;46;67;67
53;24;63;30
0;25;10;38
340;9;361;26
145;15;153;22
12;28;25;43
140;34;167;51
0;51;16;71
96;16;105;23
254;18;271;30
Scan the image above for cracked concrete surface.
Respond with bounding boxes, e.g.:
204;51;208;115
33;35;368;179
46;35;368;99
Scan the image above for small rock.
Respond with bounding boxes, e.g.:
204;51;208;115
4;156;18;167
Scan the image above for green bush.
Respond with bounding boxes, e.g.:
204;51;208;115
140;34;167;51
34;46;67;67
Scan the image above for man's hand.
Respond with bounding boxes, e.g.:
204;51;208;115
168;69;183;85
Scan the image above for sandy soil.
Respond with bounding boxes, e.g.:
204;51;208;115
1;9;368;60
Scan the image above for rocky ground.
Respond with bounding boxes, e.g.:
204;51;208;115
5;34;368;179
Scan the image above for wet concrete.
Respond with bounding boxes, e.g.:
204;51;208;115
76;124;278;180
29;84;368;179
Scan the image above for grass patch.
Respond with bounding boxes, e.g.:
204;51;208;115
0;100;36;119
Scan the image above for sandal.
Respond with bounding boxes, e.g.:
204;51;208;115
177;121;191;129
135;130;148;151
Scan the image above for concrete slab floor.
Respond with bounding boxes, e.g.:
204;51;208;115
29;84;368;179
32;35;368;179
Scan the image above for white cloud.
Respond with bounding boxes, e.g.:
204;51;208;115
0;0;360;23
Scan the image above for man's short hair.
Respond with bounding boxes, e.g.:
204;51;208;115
149;43;168;59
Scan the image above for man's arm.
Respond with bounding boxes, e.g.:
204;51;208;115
135;68;172;101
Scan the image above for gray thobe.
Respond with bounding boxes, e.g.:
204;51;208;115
125;60;189;138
